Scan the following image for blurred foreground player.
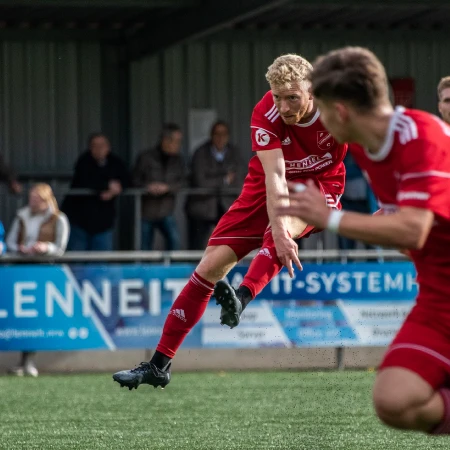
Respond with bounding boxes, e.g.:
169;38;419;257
113;54;347;390
278;46;450;435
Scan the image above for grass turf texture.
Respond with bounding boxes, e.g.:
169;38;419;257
0;371;447;449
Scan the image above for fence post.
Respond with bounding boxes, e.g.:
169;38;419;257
336;347;345;370
133;191;142;251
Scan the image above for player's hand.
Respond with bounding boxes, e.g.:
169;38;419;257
276;180;330;229
272;231;303;278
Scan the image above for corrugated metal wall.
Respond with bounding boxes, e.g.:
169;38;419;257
130;29;450;250
0;40;102;175
0;40;102;231
130;29;450;161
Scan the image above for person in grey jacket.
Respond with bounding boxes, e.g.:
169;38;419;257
6;183;69;377
185;121;245;249
7;183;69;256
132;123;185;250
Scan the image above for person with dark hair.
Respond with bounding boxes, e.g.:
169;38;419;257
132;123;185;250
62;133;129;251
185;121;244;249
278;46;450;435
0;153;22;194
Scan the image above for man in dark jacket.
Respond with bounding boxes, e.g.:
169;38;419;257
185;121;244;249
0;153;22;193
132;123;185;250
62;133;129;251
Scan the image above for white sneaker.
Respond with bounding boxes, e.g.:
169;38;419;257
24;363;39;377
8;366;25;376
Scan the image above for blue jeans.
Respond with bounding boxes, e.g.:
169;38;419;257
68;225;114;251
141;216;180;250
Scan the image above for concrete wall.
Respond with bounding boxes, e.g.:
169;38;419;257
0;347;386;374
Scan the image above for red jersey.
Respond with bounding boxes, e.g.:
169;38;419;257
245;91;347;205
350;106;450;308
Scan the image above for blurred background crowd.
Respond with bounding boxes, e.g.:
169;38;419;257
0;118;376;254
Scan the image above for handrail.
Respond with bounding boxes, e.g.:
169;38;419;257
7;186;245;250
0;249;407;264
11;187;244;196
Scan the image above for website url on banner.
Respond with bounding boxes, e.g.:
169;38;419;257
0;329;64;340
115;326;163;337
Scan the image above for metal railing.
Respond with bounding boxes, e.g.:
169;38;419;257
2;186;243;251
2;183;383;254
0;249;407;265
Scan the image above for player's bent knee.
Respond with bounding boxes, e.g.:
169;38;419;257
196;245;238;282
373;390;409;427
373;368;434;430
373;399;411;429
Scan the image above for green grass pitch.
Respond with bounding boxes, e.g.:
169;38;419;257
0;370;447;449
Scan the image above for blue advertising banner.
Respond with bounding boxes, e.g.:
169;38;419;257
0;262;417;351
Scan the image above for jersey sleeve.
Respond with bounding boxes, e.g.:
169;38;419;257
250;102;282;152
398;139;450;219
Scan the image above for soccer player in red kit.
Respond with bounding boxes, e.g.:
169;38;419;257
278;46;450;435
113;54;347;390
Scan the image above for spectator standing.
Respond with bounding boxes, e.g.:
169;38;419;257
6;183;70;376
0;153;22;193
185;121;245;249
132;123;185;250
62;133;129;251
438;76;450;124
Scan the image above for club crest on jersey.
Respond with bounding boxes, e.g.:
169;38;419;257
255;128;270;146
317;131;334;150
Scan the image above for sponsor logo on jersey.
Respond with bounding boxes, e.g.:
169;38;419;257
397;191;430;201
285;153;332;171
281;137;292;145
255;129;270;146
317;131;335;150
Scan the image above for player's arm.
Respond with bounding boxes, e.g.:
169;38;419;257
330;206;433;249
258;149;302;276
277;179;434;249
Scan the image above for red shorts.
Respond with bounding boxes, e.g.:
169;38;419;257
208;181;341;260
380;304;450;389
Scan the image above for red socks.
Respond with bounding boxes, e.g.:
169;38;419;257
156;271;213;359
241;232;283;298
431;389;450;434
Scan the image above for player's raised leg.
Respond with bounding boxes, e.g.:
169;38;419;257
112;244;239;390
215;216;309;328
373;368;448;433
